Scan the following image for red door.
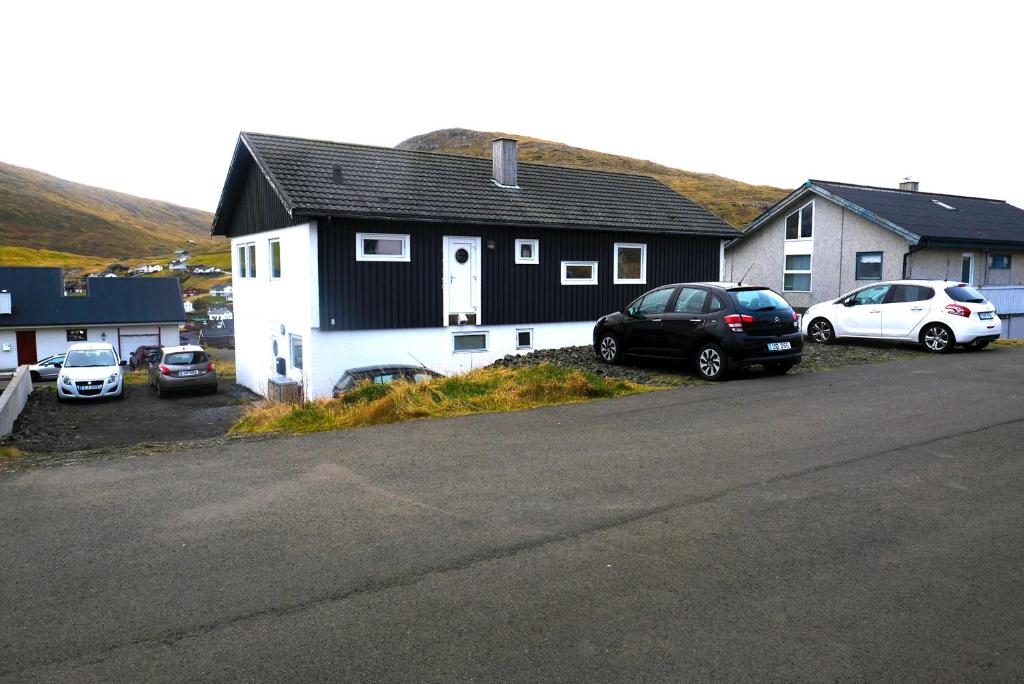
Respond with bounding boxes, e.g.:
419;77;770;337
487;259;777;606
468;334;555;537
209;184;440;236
16;330;37;365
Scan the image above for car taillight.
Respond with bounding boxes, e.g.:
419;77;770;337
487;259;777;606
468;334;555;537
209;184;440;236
945;303;971;318
159;365;171;375
723;313;754;332
207;362;216;371
791;311;800;321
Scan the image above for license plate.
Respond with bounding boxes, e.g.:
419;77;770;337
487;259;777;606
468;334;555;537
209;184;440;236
767;342;792;351
81;382;101;387
179;370;202;376
979;312;994;320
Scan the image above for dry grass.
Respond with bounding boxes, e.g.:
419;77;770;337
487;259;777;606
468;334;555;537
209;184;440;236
0;445;24;459
995;339;1024;347
232;363;654;435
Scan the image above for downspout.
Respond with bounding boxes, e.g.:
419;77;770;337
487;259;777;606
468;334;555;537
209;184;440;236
837;208;845;299
903;240;925;279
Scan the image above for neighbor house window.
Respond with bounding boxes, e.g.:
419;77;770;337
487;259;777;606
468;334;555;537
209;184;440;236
783;254;812;292
785;202;814;240
613;243;647;284
66;329;87;342
855;252;883;280
989;253;1011;270
561;261;598;285
516;328;533;350
246;243;256;278
236;244;247;278
269;239;281;278
453;332;488;352
289;334;303;370
356;233;410;262
515;239;539;264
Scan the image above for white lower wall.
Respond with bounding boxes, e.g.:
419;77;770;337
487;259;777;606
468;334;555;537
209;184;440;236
0;331;16;371
0;324;181;370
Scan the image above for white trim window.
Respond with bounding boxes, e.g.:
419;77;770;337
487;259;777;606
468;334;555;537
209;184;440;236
613;243;647;284
453;331;488;353
236;244;248;278
515;239;539;265
516;328;533;350
246;243;256;278
269;239;281;279
561;261;598;285
784;254;812;292
785;201;814;240
289;334;303;370
356;233;410;262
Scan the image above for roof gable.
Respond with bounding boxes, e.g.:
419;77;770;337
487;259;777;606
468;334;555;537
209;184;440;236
211;132;740;238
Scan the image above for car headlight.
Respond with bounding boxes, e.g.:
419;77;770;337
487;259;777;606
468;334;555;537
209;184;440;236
61;375;72;386
108;373;118;383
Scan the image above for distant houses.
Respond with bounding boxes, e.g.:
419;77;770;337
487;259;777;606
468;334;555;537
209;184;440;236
190;265;223;274
207;306;233;321
209;284;233;299
131;264;164;274
169;262;188;272
183;300;195;313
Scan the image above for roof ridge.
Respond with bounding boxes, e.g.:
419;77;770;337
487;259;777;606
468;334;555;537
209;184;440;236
811;179;1005;204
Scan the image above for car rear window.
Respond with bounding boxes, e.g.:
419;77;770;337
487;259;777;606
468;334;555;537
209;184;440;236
730;288;791;312
164;351;209;365
944;286;986;303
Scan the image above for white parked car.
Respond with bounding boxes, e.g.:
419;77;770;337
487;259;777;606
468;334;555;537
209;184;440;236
56;342;127;401
802;280;1001;352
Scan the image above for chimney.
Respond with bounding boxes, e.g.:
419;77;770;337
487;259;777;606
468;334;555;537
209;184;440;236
899;178;919;192
491;137;518;187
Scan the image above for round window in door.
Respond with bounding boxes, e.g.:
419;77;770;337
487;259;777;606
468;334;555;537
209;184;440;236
455;248;469;264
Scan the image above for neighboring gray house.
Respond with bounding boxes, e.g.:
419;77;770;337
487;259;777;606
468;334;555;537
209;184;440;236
724;179;1024;337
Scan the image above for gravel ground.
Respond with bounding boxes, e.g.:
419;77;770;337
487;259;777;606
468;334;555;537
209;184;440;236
491;339;932;386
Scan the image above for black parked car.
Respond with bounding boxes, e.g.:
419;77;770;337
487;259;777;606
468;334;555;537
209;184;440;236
593;283;803;380
333;365;444;397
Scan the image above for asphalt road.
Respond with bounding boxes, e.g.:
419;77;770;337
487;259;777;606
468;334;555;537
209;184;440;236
2;349;1023;681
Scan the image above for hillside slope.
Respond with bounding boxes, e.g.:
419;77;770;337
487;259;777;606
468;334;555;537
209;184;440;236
397;129;786;227
0;161;220;258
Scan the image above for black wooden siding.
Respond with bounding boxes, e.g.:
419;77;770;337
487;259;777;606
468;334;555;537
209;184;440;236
218;156;295;237
318;218;720;331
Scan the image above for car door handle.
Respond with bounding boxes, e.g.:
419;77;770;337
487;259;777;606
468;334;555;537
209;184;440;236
688;318;701;323
870;309;881;313
651;319;662;322
910;307;925;311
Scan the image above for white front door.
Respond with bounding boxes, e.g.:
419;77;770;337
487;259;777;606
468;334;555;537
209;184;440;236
443;236;481;325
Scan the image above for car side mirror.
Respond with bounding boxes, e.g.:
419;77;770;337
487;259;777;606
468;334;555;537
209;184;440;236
625;306;637;317
120;360;128;366
53;362;62;368
844;299;857;307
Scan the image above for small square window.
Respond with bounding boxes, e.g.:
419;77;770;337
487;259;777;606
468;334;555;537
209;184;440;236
516;329;533;350
357;233;410;262
613;243;647;284
783;254;812;292
66;329;87;342
290;334;303;370
515;239;539;264
855;252;883;280
989;253;1011;270
269;239;281;279
453;332;488;352
561;261;598;285
785;201;814;240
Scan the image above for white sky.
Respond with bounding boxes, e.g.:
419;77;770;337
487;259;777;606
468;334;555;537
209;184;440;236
2;1;1022;215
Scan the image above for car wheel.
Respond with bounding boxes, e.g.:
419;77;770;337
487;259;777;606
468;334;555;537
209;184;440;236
156;382;166;399
808;318;835;344
695;343;729;381
765;361;795;375
966;340;990;351
921;323;954;353
30;371;40;382
596;332;623;364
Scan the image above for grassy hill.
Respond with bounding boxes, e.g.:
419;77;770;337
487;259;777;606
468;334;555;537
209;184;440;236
0;160;222;258
397;129;786;227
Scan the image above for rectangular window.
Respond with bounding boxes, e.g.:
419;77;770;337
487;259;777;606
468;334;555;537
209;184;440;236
783;254;812;292
269;239;281;279
453;332;488;352
66;329;87;342
516;328;533;350
289;334;303;370
855;251;883;280
613;243;647;284
785;201;814;240
989;253;1011;270
236;245;247;278
356;232;410;262
246;243;256;278
515;239;539;264
561;261;598;285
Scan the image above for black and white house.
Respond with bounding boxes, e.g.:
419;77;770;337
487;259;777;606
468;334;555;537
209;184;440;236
211;132;741;399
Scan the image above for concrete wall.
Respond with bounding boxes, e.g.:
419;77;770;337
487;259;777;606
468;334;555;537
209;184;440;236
908;248;1024;286
0;365;32;437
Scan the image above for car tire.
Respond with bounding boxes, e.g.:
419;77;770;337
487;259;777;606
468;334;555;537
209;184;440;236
56;392;66;403
921;323;955;353
808;318;835;344
30;371;40;382
156;382;166;399
765;361;796;375
596;332;623;364
966;340;990;351
695;343;729;381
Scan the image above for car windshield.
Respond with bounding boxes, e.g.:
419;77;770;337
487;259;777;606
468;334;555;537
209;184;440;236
64;349;116;367
164;351;209;365
945;285;986;303
730;288;791;312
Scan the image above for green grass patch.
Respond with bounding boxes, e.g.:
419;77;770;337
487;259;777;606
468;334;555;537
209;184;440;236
0;445;25;459
232;363;656;435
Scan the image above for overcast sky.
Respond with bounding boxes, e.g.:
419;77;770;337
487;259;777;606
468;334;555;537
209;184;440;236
3;1;1022;215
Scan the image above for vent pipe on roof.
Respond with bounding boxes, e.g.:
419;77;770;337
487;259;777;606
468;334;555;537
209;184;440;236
899;178;919;192
492;137;518;188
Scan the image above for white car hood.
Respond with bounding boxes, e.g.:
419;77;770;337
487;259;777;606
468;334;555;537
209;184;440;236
59;366;119;382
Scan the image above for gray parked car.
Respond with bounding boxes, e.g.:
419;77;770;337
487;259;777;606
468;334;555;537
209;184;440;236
148;345;217;398
29;354;66;381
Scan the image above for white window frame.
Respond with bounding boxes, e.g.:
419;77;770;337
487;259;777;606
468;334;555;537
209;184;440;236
561;260;599;286
785;201;814;241
515;239;539;265
236;244;248;278
289;334;303;370
516;328;534;350
452;331;488;353
246;243;256;278
268;238;281;280
356;232;410;262
613;242;647;284
783;254;812;292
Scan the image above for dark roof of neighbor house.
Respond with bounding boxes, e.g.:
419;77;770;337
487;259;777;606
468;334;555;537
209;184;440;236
0;267;185;327
212;132;740;238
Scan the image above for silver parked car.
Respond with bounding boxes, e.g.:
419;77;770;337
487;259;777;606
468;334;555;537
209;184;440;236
29;354;66;381
148;345;217;398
